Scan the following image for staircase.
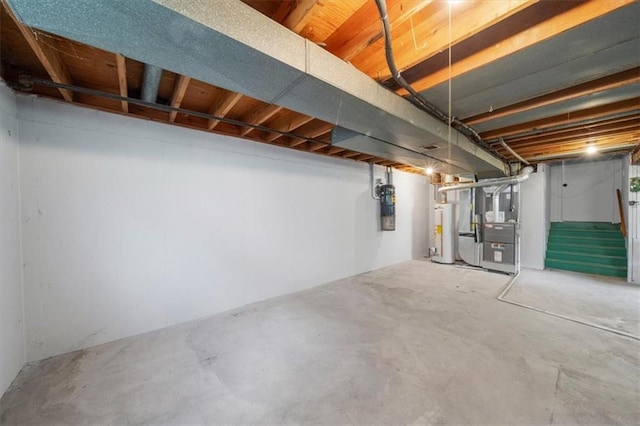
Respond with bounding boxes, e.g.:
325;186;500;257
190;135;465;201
545;222;627;278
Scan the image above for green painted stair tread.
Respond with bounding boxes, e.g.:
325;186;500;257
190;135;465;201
545;250;627;267
550;221;621;230
544;258;627;278
550;229;622;237
546;242;626;257
547;235;625;247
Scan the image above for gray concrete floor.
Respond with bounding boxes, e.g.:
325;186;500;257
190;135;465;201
1;260;639;425
506;268;640;337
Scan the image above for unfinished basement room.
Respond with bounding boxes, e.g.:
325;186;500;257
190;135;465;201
0;0;639;424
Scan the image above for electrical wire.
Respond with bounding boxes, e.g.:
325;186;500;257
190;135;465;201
373;0;506;165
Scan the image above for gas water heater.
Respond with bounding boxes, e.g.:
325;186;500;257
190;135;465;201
432;203;455;264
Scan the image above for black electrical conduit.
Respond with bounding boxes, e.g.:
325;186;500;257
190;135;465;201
373;0;506;164
13;76;332;146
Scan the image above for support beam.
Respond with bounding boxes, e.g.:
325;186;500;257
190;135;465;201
3;0;74;101
207;91;243;130
239;104;283;137
326;146;345;156
282;0;320;32
481;98;640;140
632;144;640;164
464;67;640;125
356;0;538;81
115;54;128;113
401;0;636;94
265;114;315;142
168;75;191;122
324;0;433;62
506;121;640;149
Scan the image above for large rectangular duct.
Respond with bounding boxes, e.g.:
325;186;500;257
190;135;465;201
6;0;505;176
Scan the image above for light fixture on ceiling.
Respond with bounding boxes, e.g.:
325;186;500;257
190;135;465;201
425;167;434;175
586;143;598;155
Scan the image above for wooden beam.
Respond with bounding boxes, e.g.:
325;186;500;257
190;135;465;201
265;114;315;142
308;141;328;152
631;144;640;164
4;0;74;101
288;138;308;148
402;0;636;94
465;67;640;125
115;54;128;113
499;113;640;144
480;98;640;140
207;91;243;130
341;151;361;159
295;122;334;140
283;0;320;32
239;104;283;137
326;146;345;156
514;133;640;157
168;75;191;122
272;0;294;23
356;0;538;81
324;0;433;62
507;121;640;149
354;153;375;161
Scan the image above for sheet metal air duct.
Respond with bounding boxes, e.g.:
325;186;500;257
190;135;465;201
141;64;163;103
6;0;506;176
438;166;534;193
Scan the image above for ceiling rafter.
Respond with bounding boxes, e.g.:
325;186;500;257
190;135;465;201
282;0;320;33
481;98;640;140
498;113;640;144
504;121;640;149
115;54;128;113
265;114;315;142
239;104;283;137
207;91;243;130
356;0;538;81
465;67;640;125
401;0;636;95
323;0;433;62
4;0;74;101
168;75;191;122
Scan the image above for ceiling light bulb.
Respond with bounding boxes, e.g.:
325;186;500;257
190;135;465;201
425;167;434;175
586;145;597;154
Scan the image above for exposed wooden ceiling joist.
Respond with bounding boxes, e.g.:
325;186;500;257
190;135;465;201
465;67;640;125
401;0;636;94
481;98;640;141
168;75;191;123
356;0;538;81
3;0;74;101
115;54;128;113
207;91;243;130
239;104;283;137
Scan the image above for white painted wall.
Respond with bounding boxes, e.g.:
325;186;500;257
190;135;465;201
16;96;429;362
0;82;25;396
520;165;549;270
550;158;624;222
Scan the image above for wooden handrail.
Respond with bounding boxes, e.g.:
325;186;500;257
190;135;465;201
616;188;627;238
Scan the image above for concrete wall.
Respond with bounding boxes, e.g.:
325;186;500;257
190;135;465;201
550;158;624;223
520;165;549;270
0;82;25;396
16;96;430;362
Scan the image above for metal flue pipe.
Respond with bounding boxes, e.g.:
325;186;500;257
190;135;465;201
438;166;534;193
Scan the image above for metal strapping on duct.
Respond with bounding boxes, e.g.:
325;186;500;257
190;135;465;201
5;0;506;176
438;166;534;192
